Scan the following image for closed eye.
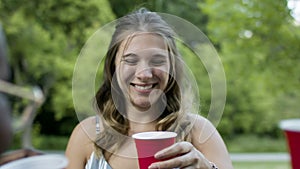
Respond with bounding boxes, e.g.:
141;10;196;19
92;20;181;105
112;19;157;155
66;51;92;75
121;53;139;65
150;54;168;66
122;58;138;64
150;59;166;66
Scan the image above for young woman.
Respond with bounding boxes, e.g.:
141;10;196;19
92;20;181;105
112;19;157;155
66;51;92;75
65;8;233;169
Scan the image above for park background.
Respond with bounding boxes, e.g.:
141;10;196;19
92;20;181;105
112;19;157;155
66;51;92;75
0;0;299;168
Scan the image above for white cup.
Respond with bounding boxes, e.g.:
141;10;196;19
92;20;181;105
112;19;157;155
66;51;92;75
0;154;68;169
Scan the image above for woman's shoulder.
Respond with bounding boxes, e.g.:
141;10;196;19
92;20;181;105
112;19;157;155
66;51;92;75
65;116;99;168
74;116;102;141
187;113;218;144
187;113;212;127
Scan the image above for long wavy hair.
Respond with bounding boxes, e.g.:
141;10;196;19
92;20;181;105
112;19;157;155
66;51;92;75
94;8;193;158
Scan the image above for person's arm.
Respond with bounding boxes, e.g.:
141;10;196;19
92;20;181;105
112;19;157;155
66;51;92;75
0;148;44;165
149;115;233;169
191;115;233;169
65;117;95;169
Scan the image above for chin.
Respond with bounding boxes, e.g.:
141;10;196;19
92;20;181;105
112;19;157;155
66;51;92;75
132;101;151;110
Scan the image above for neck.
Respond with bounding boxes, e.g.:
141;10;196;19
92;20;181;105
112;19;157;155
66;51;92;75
123;99;166;135
125;103;164;124
128;120;157;136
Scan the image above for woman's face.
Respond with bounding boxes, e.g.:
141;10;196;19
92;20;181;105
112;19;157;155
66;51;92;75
115;33;170;111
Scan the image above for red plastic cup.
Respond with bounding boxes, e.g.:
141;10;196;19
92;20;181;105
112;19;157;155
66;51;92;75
132;131;177;169
279;119;300;169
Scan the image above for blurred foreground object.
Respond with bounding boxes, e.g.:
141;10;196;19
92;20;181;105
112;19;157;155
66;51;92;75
0;148;44;165
0;23;13;154
0;154;68;169
0;23;11;81
0;22;45;150
0;80;45;148
279;119;300;169
0;23;45;166
0;93;12;154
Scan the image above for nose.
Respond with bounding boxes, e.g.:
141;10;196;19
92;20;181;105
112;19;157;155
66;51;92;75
135;66;153;80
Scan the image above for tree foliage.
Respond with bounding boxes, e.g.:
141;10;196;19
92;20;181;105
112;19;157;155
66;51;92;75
109;0;207;32
200;0;300;138
1;0;299;142
0;0;115;135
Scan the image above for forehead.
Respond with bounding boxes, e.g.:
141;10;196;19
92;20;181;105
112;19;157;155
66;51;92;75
120;33;167;54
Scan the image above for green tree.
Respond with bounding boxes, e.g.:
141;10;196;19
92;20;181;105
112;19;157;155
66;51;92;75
0;0;115;135
200;0;300;137
108;0;207;32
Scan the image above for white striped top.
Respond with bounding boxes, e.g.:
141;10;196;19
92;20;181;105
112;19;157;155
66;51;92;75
85;152;112;169
85;115;112;169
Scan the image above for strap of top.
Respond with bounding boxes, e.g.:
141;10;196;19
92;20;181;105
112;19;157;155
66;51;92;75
96;115;100;135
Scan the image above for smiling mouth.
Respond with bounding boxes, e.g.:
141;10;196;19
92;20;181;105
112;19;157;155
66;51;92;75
130;83;157;90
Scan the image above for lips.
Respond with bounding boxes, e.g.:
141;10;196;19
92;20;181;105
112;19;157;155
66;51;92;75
134;84;153;90
130;83;157;92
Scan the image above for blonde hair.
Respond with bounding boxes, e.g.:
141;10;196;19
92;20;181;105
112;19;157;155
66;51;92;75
94;8;192;158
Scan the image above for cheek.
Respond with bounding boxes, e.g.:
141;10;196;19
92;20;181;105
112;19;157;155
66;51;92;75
117;65;135;85
154;69;169;85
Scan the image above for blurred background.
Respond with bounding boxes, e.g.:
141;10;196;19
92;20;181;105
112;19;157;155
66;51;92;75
0;0;299;168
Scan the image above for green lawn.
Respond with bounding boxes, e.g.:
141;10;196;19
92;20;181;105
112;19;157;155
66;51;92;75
233;161;291;169
226;134;288;153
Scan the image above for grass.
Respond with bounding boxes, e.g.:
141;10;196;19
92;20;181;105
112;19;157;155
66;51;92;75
225;134;288;152
227;134;291;169
233;161;291;169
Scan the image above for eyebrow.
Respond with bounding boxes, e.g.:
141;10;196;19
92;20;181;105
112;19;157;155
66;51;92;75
122;51;168;58
122;53;138;58
152;53;168;58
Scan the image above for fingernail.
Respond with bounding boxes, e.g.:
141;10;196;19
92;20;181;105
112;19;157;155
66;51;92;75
154;152;163;159
148;164;158;169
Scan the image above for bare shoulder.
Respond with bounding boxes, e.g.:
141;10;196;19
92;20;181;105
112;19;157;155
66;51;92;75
78;116;99;141
188;113;216;131
187;113;218;144
187;113;234;169
65;116;99;169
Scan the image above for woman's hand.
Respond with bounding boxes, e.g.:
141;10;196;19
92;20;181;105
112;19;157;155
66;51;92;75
148;142;212;169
